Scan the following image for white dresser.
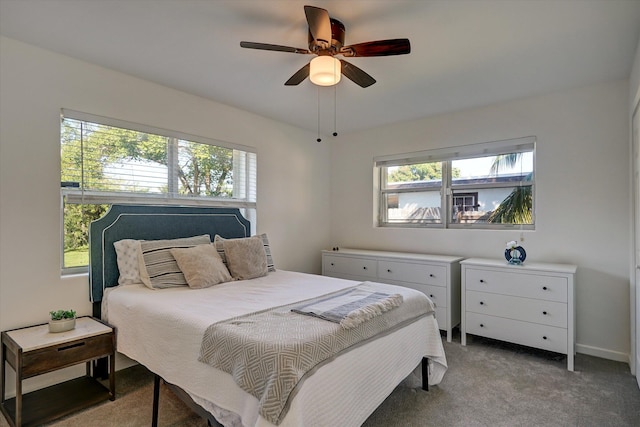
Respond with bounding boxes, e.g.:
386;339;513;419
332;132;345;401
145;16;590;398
322;249;463;342
461;258;577;371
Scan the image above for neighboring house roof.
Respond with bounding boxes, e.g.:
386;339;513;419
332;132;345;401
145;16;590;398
387;174;530;190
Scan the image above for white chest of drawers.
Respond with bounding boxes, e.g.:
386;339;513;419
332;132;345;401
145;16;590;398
322;249;463;342
460;258;577;371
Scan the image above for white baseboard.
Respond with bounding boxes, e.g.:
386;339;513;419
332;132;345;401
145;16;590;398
636;353;640;388
576;343;630;364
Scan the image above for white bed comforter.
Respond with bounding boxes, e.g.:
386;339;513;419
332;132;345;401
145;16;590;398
104;270;447;427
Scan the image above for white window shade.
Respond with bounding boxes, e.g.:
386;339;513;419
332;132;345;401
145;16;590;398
375;136;535;168
61;110;257;210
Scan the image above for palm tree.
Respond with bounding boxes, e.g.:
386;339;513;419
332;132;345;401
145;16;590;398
487;153;532;224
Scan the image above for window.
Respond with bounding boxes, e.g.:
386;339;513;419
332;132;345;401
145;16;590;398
376;137;535;229
60;110;257;273
453;192;479;213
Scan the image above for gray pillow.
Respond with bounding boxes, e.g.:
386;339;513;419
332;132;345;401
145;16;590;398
214;233;276;272
222;235;268;280
171;244;232;289
138;234;211;289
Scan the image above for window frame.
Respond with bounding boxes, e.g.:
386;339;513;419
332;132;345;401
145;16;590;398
60;109;257;274
375;136;535;230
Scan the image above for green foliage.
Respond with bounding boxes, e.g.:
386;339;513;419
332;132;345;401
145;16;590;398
50;309;76;320
388;163;460;183
64;248;89;268
490;153;520;176
487;186;532;224
63;204;109;251
488;153;533;224
61;120;235;258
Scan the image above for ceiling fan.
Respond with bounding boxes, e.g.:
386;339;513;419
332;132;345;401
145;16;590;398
240;5;411;88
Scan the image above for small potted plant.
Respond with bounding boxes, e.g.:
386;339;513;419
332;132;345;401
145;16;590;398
49;309;77;333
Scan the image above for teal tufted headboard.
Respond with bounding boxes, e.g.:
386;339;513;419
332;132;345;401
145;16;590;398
89;204;251;310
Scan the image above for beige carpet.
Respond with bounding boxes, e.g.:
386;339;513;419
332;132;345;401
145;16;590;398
2;333;639;427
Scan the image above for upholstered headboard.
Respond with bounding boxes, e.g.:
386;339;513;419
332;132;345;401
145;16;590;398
89;204;251;307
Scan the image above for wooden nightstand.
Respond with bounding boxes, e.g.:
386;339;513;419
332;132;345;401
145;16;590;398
1;316;115;427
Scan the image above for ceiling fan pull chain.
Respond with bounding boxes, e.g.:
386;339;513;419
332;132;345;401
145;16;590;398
317;86;322;142
333;84;338;137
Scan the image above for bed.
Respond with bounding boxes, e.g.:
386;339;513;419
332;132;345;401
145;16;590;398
89;204;447;427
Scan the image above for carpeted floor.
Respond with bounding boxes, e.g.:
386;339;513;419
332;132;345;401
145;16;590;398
2;332;639;427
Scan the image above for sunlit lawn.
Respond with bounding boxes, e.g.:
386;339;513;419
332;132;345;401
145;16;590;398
64;248;89;268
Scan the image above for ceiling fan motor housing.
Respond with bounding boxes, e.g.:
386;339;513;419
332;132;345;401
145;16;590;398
308;18;345;55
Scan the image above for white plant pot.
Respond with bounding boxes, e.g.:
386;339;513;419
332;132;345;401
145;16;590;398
49;317;76;333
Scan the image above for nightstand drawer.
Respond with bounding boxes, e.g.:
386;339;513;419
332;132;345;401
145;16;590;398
387;281;447;307
464;268;567;302
22;334;113;378
466;291;567;328
466;312;567;353
434;306;447;328
323;255;377;279
378;261;446;287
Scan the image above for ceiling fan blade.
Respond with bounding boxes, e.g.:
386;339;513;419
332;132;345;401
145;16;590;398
240;41;310;54
284;63;311;86
304;5;332;46
339;59;376;88
340;38;411;57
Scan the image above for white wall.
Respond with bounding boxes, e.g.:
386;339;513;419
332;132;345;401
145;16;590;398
330;80;631;361
629;34;640;380
0;36;331;392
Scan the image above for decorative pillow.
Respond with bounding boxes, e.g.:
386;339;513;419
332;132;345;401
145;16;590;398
222;235;268;280
214;233;275;272
138;234;211;289
170;244;232;289
113;239;142;285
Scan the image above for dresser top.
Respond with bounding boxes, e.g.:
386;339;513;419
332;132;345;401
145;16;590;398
322;248;464;263
461;257;577;274
3;317;112;352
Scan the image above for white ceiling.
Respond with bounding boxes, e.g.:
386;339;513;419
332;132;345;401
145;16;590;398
1;0;639;136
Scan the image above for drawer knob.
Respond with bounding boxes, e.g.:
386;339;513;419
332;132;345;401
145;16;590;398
543;311;548;315
429;273;435;277
543;336;548;340
480;301;484;305
542;286;548;290
480;323;484;328
479;279;485;283
330;263;334;266
429;294;434;298
363;266;367;270
387;269;392;273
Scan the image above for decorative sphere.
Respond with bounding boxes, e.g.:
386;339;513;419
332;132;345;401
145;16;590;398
505;246;526;264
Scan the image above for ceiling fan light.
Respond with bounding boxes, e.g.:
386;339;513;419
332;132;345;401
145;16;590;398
310;56;341;86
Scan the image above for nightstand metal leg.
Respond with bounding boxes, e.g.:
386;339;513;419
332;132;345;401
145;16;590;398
422;357;429;391
152;374;161;427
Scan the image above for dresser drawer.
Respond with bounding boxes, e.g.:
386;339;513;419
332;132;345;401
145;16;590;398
378;261;446;287
466;312;567;354
466;291;567;328
388;281;447;307
465;268;567;302
434;306;447;328
21;333;114;378
323;255;377;279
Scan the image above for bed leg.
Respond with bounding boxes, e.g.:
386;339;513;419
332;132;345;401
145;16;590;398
152;374;161;427
422;357;429;391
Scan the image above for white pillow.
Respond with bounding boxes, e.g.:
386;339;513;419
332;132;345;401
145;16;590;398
113;239;142;285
